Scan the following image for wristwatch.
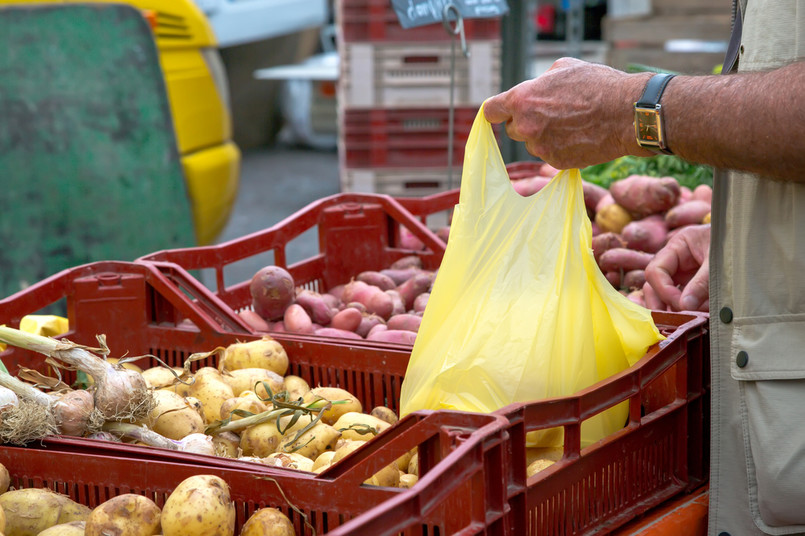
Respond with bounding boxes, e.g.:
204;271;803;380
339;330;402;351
634;73;676;155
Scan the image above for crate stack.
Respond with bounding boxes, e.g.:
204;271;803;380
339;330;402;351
604;0;733;75
336;0;502;197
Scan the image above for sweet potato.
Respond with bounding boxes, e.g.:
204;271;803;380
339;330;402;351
436;226;450;243
595;193;615;213
609;175;681;217
295;289;335;326
621;215;668;253
284;304;314;334
387;314;422;333
386;289;406;316
367;329;418;345
512;176;550;197
692;184;713;204
342;280;394;319
238;309;270;332
315;327;363;340
592;232;626;262
627;289;646;307
412;292;430;313
356;271;397;291
250;266;295;321
598;248;654;273
380;267;420;285
390;255;423;270
623;269;646;290
605;271;621;288
330;307;363;332
367;324;388;338
595;203;632;234
396;272;435;310
327;284;346;302
400;227;426;251
664;200;712;229
582;180;609;213
356;314;385;338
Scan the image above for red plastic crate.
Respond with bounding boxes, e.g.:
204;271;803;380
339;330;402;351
0;260;524;535
337;0;502;43
340;107;476;168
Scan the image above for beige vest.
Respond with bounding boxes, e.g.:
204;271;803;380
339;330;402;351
709;1;805;534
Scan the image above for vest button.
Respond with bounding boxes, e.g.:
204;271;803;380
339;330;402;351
719;307;733;323
736;351;749;368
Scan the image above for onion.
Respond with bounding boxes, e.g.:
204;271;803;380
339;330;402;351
102;422;216;456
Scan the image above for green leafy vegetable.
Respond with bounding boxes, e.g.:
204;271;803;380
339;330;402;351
581;155;713;190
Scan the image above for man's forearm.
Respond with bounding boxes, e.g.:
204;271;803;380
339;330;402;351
659;61;805;181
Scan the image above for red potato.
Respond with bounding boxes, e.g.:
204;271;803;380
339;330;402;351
592;232;627;262
591;221;602;237
315;327;363;340
387;314;422;333
356;314;386;338
367;323;388;338
284;304;314;334
380;267;420;285
623;269;647;290
238;309;270;332
331;307;363;332
665;200;712;229
396;272;436;310
400;227;426;251
621;215;668;253
250;266;295;321
412;292;430;313
692;184;713;204
268;320;285;332
342;280;394;319
386;289;406;316
598;248;655;273
368;329;418;345
356;271;397;291
327;284;346;302
390;255;423;270
512;176;551;197
582;180;609;213
609;175;681;217
345;301;367;313
295;289;335;326
605;271;622;288
321;292;341;310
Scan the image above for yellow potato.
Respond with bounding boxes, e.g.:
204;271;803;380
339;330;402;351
240;507;295;536
161;475;235;536
278;422;341;460
399;473;418;489
595;203;632;234
262;452;314;472
331;440;367;464
0;488;90;536
212;431;242;458
219;396;267;422
85;494;161;536
302;387;362;425
189;377;235;424
311;451;336;472
283;375;310;401
332;412;391;441
141;366;183;389
147;390;205;440
370;406;399;425
364;463;400;488
222;368;284;399
36;520;85;536
239;421;284;458
221;337;288;376
0;462;9;494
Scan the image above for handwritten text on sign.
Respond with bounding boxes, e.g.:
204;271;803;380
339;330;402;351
390;0;509;29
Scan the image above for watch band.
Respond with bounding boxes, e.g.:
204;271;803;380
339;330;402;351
636;73;676;108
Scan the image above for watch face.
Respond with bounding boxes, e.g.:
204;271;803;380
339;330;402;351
635;109;660;143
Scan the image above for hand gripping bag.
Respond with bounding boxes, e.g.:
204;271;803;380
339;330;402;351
399;106;664;448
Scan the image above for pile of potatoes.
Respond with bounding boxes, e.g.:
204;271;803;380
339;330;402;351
139;337;419;489
0;463;296;536
240;257;435;345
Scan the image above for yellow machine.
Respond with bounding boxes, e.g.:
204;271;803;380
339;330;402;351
4;0;240;245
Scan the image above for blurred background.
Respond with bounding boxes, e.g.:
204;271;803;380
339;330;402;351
0;0;732;296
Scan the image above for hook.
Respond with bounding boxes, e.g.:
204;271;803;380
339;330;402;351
441;3;470;58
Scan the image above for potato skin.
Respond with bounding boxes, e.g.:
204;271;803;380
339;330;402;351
36;520;86;536
85;494;161;536
221;337;289;376
0;488;90;536
161;475;235;536
240;508;295;536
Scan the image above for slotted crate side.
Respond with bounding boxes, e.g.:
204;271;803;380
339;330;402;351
336;0;502;43
340;166;463;199
339;40;501;109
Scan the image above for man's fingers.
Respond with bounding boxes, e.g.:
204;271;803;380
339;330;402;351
679;259;710;312
645;247;682;309
643;282;668;311
483;95;511;124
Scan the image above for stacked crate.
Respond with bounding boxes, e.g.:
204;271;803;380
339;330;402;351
336;0;502;197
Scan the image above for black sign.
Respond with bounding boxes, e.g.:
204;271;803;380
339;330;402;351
391;0;509;29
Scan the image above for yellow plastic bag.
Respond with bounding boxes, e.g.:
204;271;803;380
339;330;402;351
399;106;664;448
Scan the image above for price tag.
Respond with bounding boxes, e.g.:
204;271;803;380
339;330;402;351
390;0;509;29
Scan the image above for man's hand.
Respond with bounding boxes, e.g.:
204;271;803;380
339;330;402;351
643;224;711;312
483;58;653;169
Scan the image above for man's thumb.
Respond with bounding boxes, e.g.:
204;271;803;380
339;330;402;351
679;261;710;312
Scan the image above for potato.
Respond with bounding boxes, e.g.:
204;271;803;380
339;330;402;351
595;203;632;234
312;451;336;471
212;431;242;458
189;377;235;424
664;200;712;229
621;215;668;253
239;421;284;458
408;452;419;476
141;366;183;389
283;304;314;335
250;265;295;321
386;314;422;333
283;375;310;401
399;473;418;489
395;272;435;310
0;462;9;494
365;463;400;488
85;494;161;536
367;329;417;345
598;248;655;273
219;396;267;422
37;521;85;536
294;289;336;326
314;327;363;340
331;439;367;464
237;309;271;332
221;337;289;376
609;174;681;217
355;314;385;338
330;307;363;332
278;422;341;460
341;281;394;320
332;412;391;441
370;406;399;425
262;452;315;472
161;475;235;536
591;232;627;262
356;271;396;291
241;508;295;536
222;368;284;399
147;390;205;440
0;488;90;536
302;387;362;425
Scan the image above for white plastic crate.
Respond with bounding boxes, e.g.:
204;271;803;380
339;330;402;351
338;40;501;109
340;166;462;197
